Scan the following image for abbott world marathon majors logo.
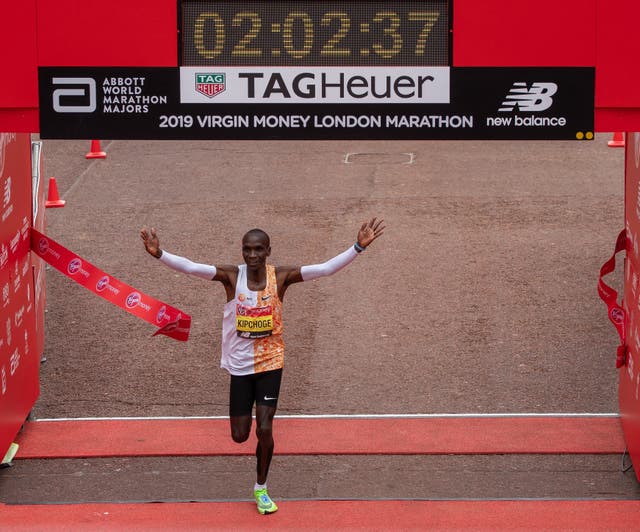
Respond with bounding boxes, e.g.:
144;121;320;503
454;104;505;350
487;82;567;128
51;76;167;114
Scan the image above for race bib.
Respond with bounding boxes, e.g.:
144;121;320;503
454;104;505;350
236;304;273;338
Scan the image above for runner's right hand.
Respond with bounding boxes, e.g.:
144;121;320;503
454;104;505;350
140;227;161;258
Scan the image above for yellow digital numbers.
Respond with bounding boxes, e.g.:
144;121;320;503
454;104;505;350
371;12;402;59
184;2;449;66
194;12;225;58
231;12;262;56
282;13;314;58
408;12;440;56
320;12;350;56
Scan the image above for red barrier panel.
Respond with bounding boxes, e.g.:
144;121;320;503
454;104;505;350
621;132;640;480
0;133;40;460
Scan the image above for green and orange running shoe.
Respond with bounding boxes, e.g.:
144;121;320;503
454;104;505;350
254;488;278;515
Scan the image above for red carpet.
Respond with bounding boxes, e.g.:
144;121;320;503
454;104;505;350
14;416;624;459
3;500;640;530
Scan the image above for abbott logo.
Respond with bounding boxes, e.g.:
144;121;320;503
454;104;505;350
52;77;96;113
498;82;558;112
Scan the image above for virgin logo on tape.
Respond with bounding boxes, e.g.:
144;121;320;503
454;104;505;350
96;275;109;291
67;258;81;273
126;291;151;311
156;305;168;324
38;238;48;254
96;275;120;295
37;237;60;260
125;292;151;312
67;258;89;278
125;291;140;308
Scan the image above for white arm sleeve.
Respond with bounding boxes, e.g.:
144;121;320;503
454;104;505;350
300;246;359;281
158;250;217;280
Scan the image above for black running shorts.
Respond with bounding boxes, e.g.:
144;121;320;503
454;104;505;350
229;368;283;417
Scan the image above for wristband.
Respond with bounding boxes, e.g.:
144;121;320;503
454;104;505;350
354;242;366;253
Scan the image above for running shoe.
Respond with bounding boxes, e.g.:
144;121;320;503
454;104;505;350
254;488;278;514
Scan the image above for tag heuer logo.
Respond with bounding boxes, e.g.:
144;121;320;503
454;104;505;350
195;73;225;98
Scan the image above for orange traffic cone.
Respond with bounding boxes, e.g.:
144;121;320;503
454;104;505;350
45;177;65;208
608;132;625;148
85;139;106;159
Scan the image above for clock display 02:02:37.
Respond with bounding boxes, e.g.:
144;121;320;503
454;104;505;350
180;0;450;66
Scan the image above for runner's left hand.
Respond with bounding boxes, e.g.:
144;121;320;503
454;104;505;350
357;218;385;248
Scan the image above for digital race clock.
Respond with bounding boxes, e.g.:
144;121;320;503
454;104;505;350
180;1;451;67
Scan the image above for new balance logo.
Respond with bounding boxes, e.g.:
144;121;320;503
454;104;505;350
498;82;558;112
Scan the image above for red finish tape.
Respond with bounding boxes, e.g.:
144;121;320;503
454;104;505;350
30;228;190;341
597;229;627;367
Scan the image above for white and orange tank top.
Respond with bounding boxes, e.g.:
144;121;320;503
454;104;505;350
221;264;284;375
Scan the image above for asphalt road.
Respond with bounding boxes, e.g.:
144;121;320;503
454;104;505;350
33;135;625;418
2;134;634;507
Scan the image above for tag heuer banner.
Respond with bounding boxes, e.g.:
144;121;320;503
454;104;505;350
38;67;594;141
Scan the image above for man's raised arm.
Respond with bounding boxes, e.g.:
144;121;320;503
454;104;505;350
140;227;218;281
283;217;385;285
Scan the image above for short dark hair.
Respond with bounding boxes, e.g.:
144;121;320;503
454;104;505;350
243;228;270;247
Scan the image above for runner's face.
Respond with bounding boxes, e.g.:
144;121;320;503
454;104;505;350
242;234;270;269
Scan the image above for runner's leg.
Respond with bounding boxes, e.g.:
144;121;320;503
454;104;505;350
254;369;282;484
230;415;252;443
229;374;254;443
255;404;276;484
229;372;279;514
